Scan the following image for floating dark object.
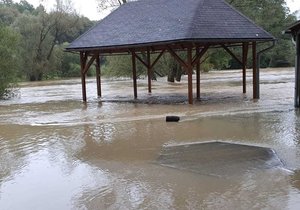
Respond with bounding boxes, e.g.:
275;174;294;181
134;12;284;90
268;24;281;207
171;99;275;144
166;116;180;122
157;141;284;177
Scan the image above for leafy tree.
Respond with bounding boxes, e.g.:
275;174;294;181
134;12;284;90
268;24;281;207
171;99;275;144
14;0;35;13
0;24;20;98
0;0;13;6
0;6;19;25
227;0;297;67
12;0;91;81
103;54;146;78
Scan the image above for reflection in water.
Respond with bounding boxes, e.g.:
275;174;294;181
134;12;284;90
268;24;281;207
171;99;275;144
1;68;300;209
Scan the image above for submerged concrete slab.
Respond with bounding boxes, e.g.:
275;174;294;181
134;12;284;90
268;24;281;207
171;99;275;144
157;141;284;177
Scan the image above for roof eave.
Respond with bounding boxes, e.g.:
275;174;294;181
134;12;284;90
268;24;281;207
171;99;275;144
284;20;300;35
65;38;275;53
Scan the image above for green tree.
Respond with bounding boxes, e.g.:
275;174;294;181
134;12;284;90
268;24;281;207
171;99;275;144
0;6;19;25
103;54;145;78
14;0;35;13
0;24;20;98
227;0;297;67
12;0;88;81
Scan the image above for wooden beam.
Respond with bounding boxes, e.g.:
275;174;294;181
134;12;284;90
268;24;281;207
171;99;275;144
131;49;166;94
150;49;166;69
168;45;194;104
95;54;101;97
187;47;193;104
132;51;148;67
252;42;259;99
196;47;201;99
192;45;209;67
83;54;96;75
132;51;138;99
80;52;87;102
296;34;300;107
242;43;249;93
222;44;243;66
147;48;152;93
167;46;188;69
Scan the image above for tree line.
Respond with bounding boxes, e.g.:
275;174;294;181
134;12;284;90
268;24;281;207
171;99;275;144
0;0;95;97
0;0;298;98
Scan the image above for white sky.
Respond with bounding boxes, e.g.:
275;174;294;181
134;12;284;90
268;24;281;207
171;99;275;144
287;0;300;13
14;0;300;21
15;0;100;20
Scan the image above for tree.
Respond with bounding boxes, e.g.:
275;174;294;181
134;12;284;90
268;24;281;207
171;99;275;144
0;0;13;6
14;0;35;13
103;54;145;78
0;24;20;98
12;0;86;81
97;0;129;12
0;6;19;25
227;0;297;67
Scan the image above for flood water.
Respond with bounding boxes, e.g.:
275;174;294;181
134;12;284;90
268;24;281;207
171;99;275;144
1;68;300;209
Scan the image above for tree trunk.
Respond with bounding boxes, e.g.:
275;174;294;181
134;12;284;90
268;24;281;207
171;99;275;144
168;66;176;82
175;65;184;82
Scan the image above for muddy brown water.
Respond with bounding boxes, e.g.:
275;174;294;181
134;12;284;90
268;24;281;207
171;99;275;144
1;68;300;209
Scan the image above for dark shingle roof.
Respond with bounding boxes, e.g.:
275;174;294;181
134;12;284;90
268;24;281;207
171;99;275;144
284;20;300;35
66;0;274;52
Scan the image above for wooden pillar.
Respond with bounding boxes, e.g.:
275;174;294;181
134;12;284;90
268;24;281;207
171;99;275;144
147;49;152;93
80;52;87;102
132;51;138;99
196;48;201;99
242;43;249;94
252;42;259;99
295;33;300;107
96;54;102;97
187;47;193;104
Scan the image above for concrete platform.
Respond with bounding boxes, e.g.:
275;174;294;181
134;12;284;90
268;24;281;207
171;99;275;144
157;141;284;177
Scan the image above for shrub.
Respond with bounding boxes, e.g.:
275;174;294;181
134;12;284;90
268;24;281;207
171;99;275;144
0;25;19;98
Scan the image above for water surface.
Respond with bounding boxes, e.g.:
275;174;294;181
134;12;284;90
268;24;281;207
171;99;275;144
1;68;300;209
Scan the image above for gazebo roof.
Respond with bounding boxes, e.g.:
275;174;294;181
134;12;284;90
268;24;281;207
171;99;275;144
285;20;300;35
66;0;274;52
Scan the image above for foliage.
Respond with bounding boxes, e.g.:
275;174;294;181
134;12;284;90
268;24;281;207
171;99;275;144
96;0;131;12
0;0;298;89
0;24;19;98
0;0;94;81
103;54;146;78
227;0;297;67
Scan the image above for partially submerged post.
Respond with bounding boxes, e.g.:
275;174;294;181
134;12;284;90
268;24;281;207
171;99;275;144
285;21;300;107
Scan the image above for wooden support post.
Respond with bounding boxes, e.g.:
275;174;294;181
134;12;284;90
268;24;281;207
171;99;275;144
96;54;101;97
187;47;193;104
147;49;152;93
295;33;300;107
242;43;249;93
132;51;138;99
80;52;87;102
252;42;259;99
196;47;200;99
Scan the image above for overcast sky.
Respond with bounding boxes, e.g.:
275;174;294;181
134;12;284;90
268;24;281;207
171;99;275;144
14;0;300;21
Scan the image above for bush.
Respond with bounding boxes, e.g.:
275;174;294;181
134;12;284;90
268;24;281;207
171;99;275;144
0;25;20;98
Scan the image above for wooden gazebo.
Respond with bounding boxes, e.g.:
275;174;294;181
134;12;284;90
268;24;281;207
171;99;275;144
66;0;275;104
285;20;300;107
